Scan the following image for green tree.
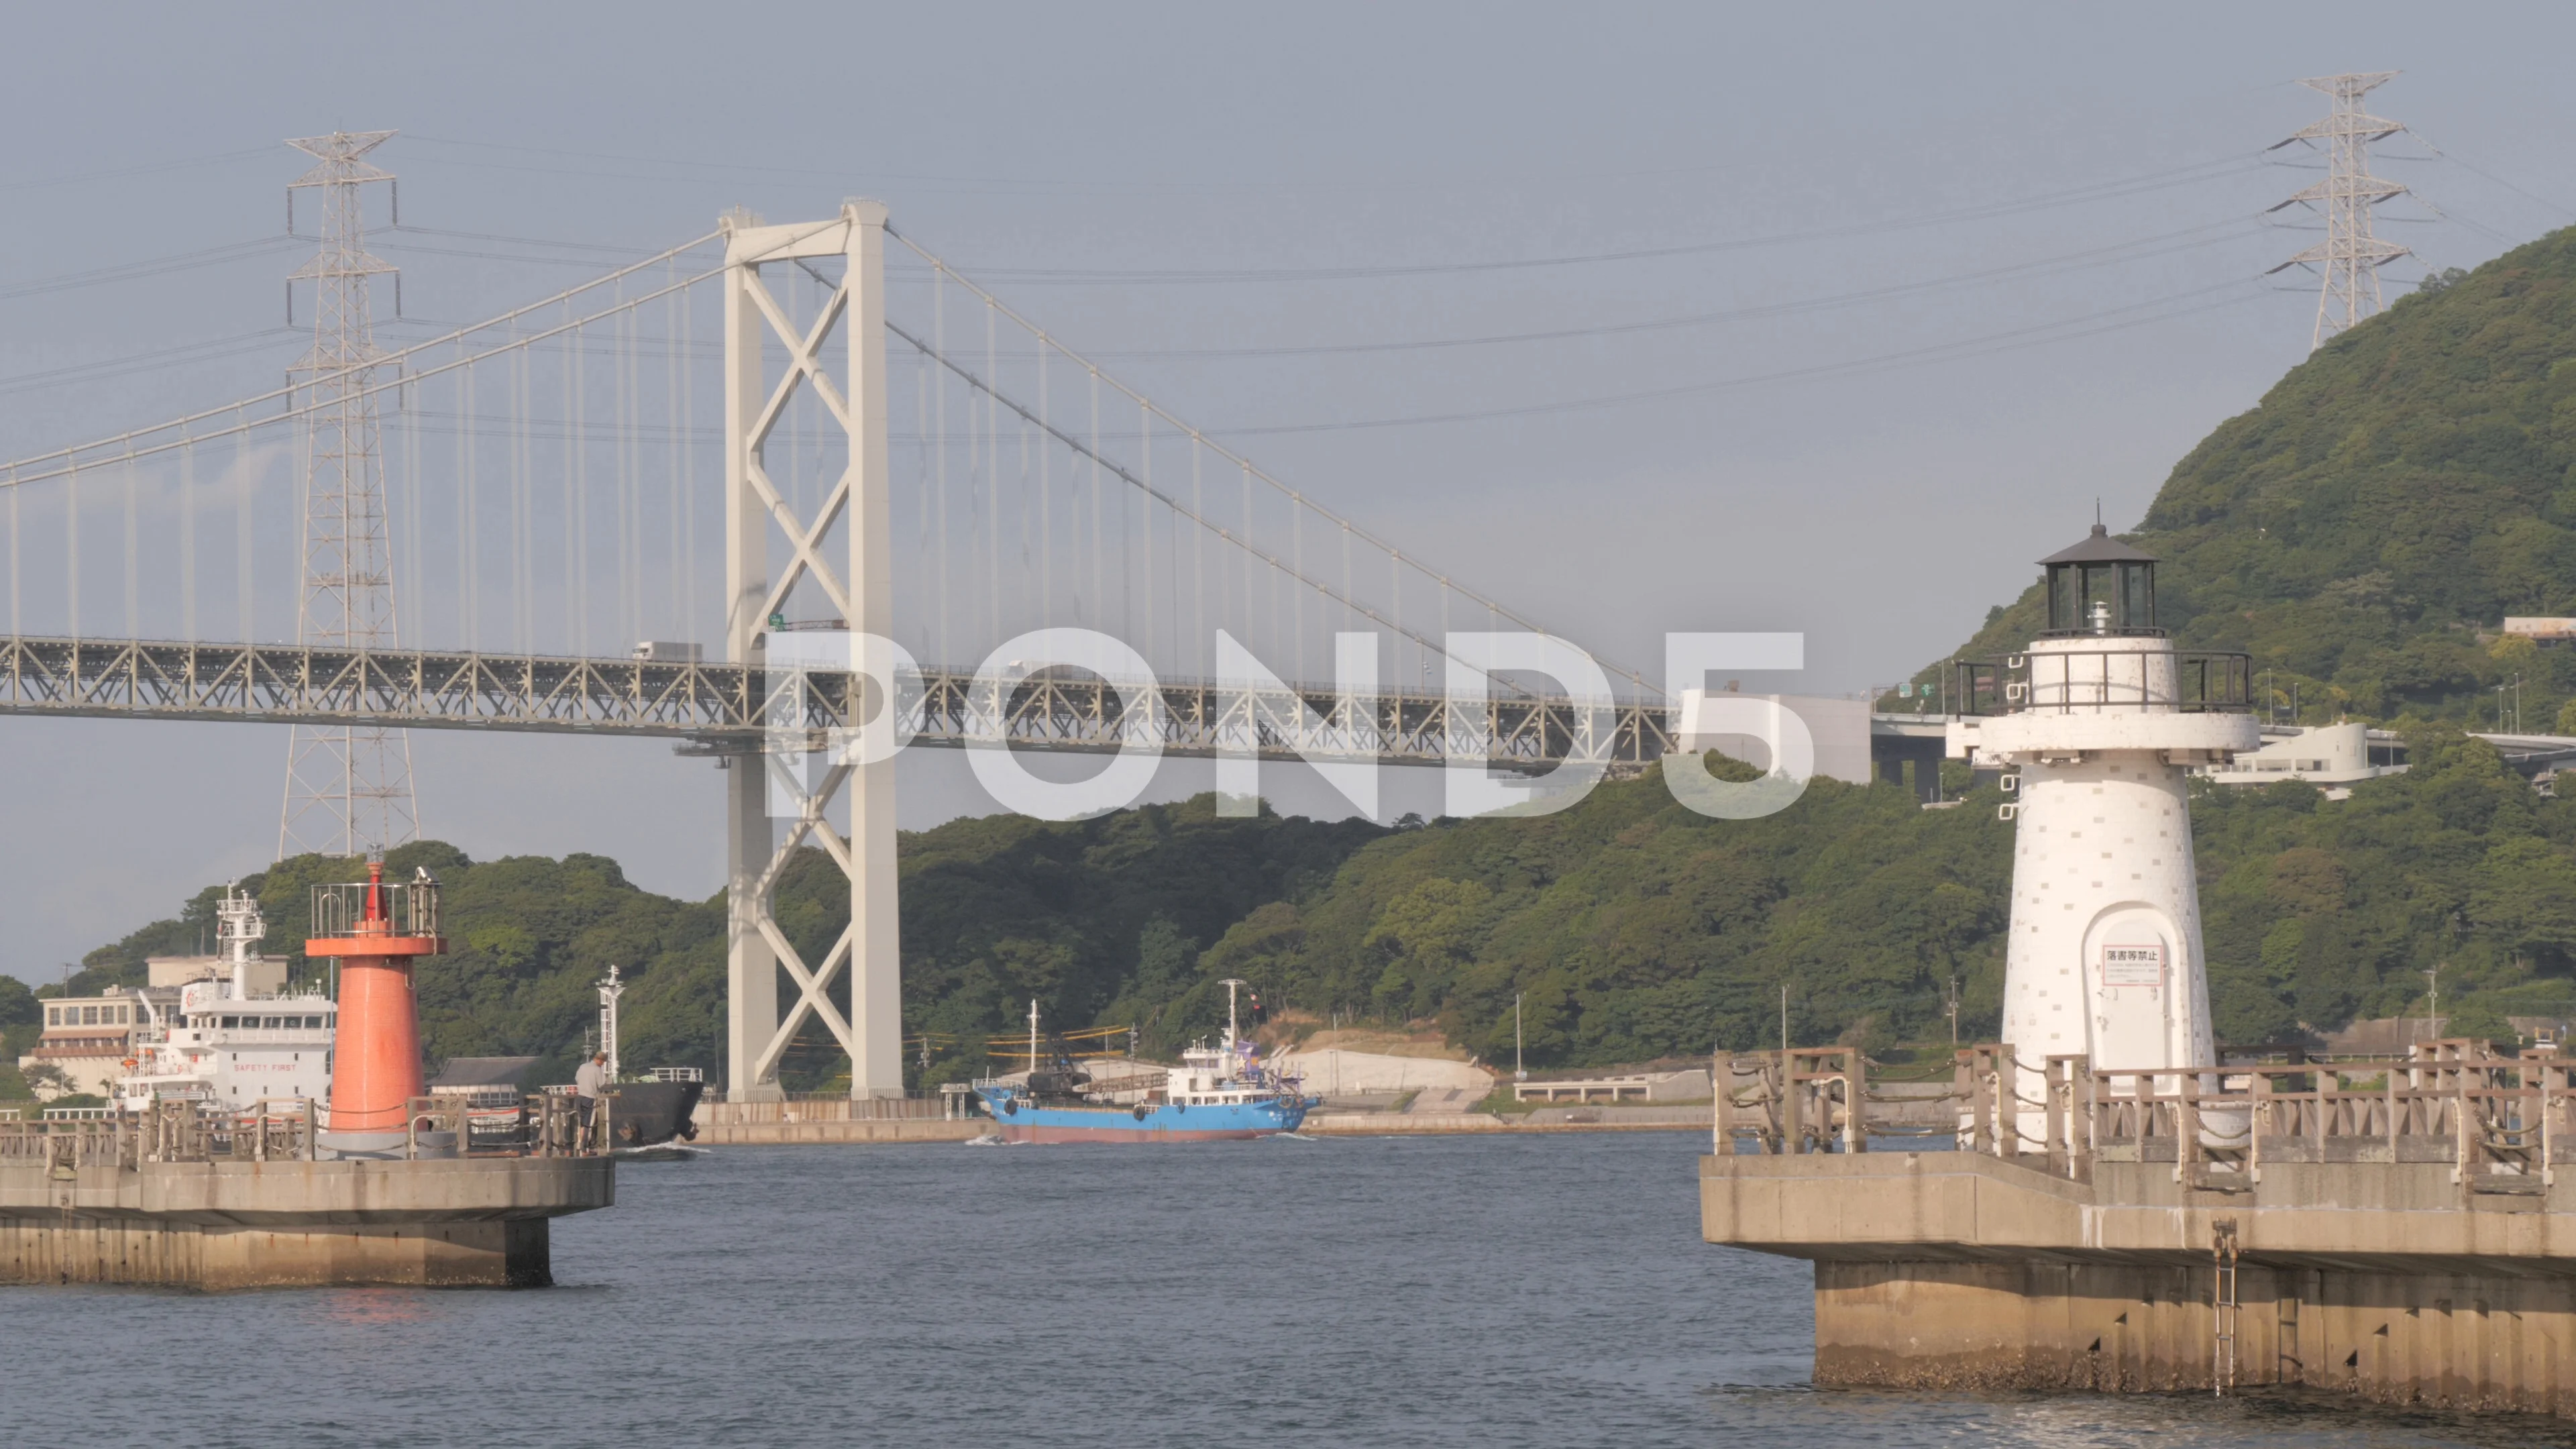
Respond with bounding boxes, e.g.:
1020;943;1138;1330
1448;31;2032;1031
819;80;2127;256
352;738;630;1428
0;976;38;1028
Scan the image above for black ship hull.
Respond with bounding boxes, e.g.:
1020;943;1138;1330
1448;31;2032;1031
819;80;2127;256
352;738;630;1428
606;1080;704;1148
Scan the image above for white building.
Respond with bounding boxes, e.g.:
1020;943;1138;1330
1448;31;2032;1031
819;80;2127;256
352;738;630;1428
2502;617;2576;642
2200;722;2407;796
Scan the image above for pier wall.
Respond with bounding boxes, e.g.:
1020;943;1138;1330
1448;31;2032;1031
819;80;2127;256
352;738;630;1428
690;1099;982;1144
1704;1150;2576;1415
0;1156;610;1289
1302;1110;1703;1135
0;1216;553;1289
1815;1258;2575;1414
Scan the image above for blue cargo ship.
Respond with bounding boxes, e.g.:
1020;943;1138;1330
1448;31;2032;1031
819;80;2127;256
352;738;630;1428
975;981;1317;1143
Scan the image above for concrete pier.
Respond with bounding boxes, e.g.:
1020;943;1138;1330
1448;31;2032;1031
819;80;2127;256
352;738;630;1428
1705;1044;2576;1417
690;1097;983;1145
0;1155;612;1289
2;1097;612;1289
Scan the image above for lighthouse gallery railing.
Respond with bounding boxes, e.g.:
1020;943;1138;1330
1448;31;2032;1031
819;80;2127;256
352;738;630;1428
1951;649;2254;717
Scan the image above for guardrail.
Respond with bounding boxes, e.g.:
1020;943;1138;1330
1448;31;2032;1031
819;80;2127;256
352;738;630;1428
1714;1040;2572;1195
0;1093;614;1166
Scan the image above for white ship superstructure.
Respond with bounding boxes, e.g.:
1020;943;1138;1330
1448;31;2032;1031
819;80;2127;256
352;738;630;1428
117;883;335;1112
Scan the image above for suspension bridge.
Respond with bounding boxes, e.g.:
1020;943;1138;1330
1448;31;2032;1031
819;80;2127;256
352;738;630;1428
0;160;1753;1102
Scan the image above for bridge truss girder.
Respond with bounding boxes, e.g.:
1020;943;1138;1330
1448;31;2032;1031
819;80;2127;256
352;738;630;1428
0;635;1679;771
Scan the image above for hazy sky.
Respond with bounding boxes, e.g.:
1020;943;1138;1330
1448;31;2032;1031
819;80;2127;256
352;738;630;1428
5;3;2575;980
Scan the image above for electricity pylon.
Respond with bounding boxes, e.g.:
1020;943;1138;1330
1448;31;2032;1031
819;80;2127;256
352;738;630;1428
278;131;418;859
2269;72;2412;351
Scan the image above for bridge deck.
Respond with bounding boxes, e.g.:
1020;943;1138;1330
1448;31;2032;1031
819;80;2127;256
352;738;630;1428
0;635;1684;771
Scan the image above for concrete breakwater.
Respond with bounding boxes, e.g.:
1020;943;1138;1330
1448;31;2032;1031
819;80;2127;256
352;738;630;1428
1304;1106;1708;1134
1714;1149;2576;1415
692;1097;982;1145
1;1155;612;1289
1705;1044;2576;1418
1;1099;613;1289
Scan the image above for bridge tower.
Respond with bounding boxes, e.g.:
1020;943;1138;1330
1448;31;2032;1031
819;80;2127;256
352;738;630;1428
718;204;903;1102
1948;527;2258;1129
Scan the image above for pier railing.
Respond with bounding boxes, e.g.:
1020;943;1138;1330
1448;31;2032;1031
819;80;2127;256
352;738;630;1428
0;1099;325;1168
2084;1044;2571;1195
0;1093;615;1166
1714;1040;2571;1194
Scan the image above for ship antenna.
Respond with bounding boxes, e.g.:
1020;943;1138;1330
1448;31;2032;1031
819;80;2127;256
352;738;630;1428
596;964;625;1081
1218;978;1248;1057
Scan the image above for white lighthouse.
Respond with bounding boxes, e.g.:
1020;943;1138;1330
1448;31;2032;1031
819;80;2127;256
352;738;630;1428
1948;526;2259;1105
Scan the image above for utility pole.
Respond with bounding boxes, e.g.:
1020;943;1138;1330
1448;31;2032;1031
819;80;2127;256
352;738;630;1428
278;131;417;859
1780;984;1790;1053
2422;964;2443;1042
2269;72;2412;351
1945;975;1961;1046
1513;993;1526;1082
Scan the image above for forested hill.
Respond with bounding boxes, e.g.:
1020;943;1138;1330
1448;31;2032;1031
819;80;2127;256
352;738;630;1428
1936;227;2576;727
15;801;1385;1091
21;725;2576;1086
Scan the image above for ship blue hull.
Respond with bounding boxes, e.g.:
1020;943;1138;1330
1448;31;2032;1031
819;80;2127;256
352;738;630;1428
977;1089;1311;1142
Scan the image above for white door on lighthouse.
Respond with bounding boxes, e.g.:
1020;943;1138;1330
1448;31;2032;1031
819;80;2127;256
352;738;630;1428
2082;904;2183;1073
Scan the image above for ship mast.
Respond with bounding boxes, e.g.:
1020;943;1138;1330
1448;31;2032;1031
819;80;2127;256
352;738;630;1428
216;881;265;1002
1027;998;1040;1082
596;965;625;1081
1219;977;1246;1055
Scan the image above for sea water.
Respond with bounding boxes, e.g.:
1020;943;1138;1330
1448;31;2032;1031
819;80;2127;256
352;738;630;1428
7;1132;2567;1448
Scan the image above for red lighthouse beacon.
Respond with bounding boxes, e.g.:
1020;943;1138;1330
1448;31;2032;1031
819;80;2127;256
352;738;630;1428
307;858;447;1152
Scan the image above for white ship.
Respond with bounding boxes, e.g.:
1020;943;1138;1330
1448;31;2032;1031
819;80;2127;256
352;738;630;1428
115;884;335;1114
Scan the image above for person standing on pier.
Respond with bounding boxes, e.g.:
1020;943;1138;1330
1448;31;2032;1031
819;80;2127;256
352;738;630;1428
574;1052;608;1148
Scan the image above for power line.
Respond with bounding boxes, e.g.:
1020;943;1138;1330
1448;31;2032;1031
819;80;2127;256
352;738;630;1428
957;155;2269;286
2404;132;2576;221
0;146;274;193
375;239;645;270
1212;277;2267;437
1076;219;2261;361
396;133;1828;196
0;235;303;303
388;224;659;255
0;328;297;398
